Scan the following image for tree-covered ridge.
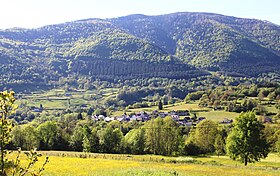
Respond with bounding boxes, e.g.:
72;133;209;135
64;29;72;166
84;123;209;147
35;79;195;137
111;12;280;73
0;19;118;59
177;18;280;69
0;12;280;91
65;28;175;63
69;59;205;80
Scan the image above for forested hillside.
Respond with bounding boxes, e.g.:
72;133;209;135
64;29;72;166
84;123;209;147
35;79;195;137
111;12;280;73
0;12;279;91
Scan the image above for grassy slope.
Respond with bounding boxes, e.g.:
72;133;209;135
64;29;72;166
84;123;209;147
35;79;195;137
113;103;208;116
114;102;238;122
16;88;119;111
164;103;208;111
8;152;280;176
199;111;240;122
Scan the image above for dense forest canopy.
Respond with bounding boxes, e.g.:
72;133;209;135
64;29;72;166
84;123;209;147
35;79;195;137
0;12;279;91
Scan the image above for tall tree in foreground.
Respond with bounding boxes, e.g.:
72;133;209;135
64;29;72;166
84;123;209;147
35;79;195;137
214;133;226;157
226;112;269;166
162;117;181;156
0;91;48;176
0;91;16;175
144;117;181;156
194;120;218;153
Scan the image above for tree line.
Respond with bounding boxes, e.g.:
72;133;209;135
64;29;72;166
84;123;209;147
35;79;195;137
185;84;280;118
9;110;280;166
2;86;280;169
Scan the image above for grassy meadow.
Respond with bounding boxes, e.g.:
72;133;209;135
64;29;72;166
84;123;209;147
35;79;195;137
8;151;280;176
113;102;209;116
113;102;239;122
199;111;240;122
16;88;119;112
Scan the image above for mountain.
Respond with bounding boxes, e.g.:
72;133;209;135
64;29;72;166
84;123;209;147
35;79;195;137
0;12;279;90
110;12;280;74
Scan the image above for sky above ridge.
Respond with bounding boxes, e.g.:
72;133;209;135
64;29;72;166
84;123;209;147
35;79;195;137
1;0;279;29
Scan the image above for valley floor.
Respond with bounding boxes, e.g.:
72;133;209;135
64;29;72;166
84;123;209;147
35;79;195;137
9;151;280;176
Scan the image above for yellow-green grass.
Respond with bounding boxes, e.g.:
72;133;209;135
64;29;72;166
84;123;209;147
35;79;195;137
16;88;119;113
164;103;209;111
7;151;280;176
112;111;126;116
112;103;208;116
26;99;68;109
197;154;280;167
113;106;158;116
266;106;278;114
113;104;172;116
199;111;240;122
26;89;66;97
100;88;119;94
42;158;280;176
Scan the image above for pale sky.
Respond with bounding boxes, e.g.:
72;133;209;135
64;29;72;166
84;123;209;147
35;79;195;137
0;0;279;29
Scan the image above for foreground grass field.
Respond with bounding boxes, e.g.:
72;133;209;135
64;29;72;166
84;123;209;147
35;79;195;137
9;151;280;176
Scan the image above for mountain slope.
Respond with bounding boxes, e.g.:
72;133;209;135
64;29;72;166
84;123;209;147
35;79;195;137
0;18;205;91
111;12;280;74
0;12;280;90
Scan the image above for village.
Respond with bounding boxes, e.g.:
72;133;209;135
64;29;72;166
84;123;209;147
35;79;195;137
91;110;234;126
28;103;274;126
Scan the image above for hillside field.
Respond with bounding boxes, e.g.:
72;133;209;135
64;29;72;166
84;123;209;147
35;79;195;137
16;89;277;123
16;88;119;112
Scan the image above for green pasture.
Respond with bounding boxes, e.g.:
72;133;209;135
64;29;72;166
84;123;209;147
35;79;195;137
16;88;119;112
8;151;280;176
199;111;240;122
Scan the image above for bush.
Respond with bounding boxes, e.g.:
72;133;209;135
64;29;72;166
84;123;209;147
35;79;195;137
183;142;202;156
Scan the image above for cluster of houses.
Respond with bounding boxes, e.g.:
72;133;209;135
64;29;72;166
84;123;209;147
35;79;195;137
31;104;44;113
29;103;236;126
91;110;234;126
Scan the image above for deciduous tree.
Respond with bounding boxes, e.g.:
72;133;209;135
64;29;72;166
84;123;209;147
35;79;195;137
194;120;218;153
226;112;269;166
1;91;48;176
0;91;16;175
